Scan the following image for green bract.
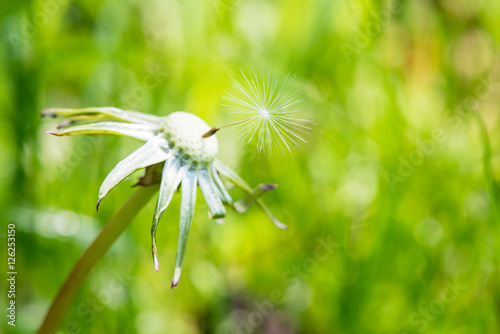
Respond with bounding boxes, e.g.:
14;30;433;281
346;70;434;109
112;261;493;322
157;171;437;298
42;107;285;288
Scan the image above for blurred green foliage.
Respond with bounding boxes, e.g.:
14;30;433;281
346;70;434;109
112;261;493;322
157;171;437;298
1;0;500;333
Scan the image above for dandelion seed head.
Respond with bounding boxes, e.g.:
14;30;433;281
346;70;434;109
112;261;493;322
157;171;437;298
222;69;312;156
161;112;218;163
44;106;286;288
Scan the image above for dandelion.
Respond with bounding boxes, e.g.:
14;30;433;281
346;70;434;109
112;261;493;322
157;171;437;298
42;107;286;288
203;70;313;155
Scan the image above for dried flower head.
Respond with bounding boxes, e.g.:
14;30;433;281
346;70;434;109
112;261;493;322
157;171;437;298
222;69;313;156
42;107;286;288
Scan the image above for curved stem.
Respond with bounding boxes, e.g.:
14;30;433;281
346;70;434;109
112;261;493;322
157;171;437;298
37;185;158;334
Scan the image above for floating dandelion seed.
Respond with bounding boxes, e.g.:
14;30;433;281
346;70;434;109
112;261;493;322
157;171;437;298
221;69;313;156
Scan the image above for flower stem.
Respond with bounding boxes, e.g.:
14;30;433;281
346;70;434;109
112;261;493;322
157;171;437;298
37;185;158;334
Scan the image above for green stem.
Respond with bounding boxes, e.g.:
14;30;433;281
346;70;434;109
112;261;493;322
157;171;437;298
474;112;499;221
473;110;500;328
37;185;158;334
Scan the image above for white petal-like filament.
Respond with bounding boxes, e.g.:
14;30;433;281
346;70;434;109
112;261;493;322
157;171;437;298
198;168;226;219
46;122;161;141
151;157;190;271
211;164;233;205
171;169;197;288
97;136;171;211
42;107;161;124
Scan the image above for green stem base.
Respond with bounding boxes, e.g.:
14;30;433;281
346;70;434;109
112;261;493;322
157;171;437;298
37;185;158;334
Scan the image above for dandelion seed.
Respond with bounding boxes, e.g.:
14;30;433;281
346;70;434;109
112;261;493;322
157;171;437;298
221;69;313;156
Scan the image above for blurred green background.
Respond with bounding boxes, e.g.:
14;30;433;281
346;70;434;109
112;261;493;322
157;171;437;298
1;0;500;333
